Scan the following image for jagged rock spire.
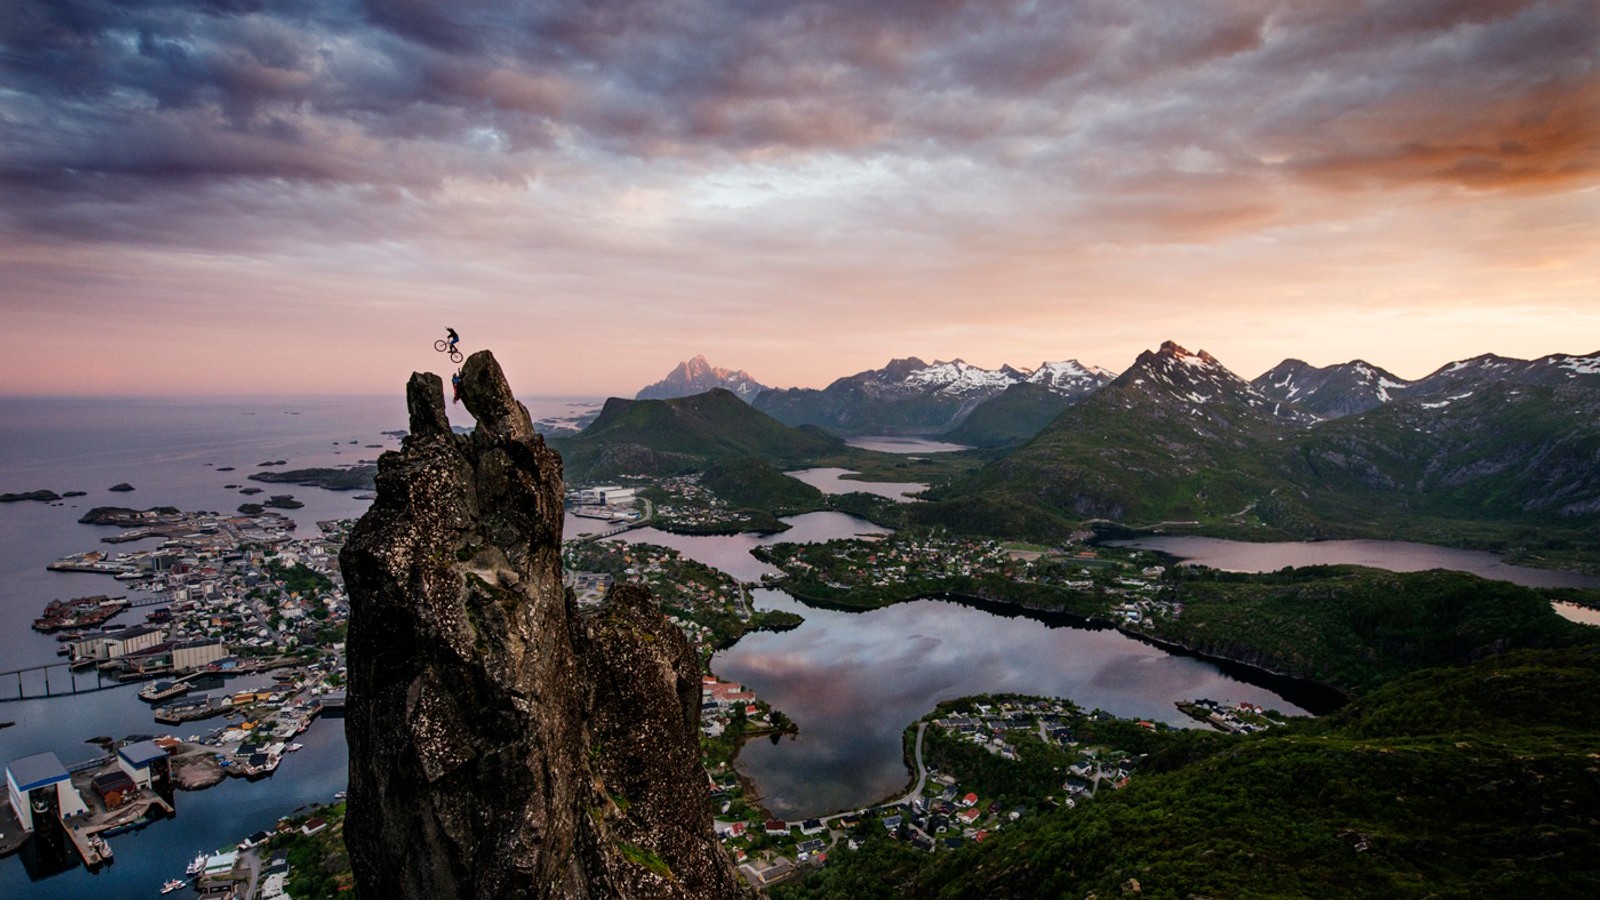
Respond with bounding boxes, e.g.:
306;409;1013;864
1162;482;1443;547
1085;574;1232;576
341;350;749;900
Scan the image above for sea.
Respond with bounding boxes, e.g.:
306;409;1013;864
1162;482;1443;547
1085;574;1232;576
0;394;592;898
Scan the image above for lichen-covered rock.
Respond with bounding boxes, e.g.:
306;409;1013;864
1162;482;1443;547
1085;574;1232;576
341;351;748;900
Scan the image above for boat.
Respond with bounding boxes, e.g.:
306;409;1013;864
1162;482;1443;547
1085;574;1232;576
186;851;206;876
161;878;186;894
285;743;304;752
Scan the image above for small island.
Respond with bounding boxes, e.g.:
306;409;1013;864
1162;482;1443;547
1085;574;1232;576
107;482;135;492
248;466;377;492
0;489;60;502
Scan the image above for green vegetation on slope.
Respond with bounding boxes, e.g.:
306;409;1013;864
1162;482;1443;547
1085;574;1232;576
554;388;843;479
923;375;1600;565
941;381;1075;448
776;648;1600;899
1141;566;1599;694
701;457;825;515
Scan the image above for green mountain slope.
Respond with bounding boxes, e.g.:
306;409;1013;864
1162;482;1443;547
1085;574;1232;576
777;647;1600;899
940;381;1075;448
1287;381;1600;525
921;343;1600;555
1145;566;1595;694
554;388;843;479
701;457;824;514
918;342;1308;535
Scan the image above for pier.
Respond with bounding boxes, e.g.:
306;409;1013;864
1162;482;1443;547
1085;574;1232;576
64;793;175;866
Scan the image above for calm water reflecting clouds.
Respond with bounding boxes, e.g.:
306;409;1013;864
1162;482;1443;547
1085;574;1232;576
1108;536;1600;589
716;590;1313;819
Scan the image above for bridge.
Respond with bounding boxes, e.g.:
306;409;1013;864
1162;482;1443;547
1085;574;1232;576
571;498;654;544
0;661;138;703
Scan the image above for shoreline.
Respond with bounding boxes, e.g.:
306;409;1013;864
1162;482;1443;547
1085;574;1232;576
714;583;1353;823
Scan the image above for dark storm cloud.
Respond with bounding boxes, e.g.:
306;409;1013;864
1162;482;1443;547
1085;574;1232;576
1;0;1595;248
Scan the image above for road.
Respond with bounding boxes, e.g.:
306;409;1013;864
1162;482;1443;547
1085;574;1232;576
895;722;930;806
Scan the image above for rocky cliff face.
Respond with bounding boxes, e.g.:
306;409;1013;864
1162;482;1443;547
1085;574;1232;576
340;351;748;900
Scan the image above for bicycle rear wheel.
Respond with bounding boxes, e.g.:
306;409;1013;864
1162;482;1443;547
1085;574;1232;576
449;349;464;363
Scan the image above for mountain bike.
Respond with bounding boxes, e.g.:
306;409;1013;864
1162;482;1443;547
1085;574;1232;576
434;339;463;364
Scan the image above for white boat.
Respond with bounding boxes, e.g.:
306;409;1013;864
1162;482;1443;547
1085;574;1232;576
286;743;304;752
186;852;206;876
161;878;187;894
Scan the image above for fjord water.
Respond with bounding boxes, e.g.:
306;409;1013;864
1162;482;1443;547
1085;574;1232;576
596;520;1324;819
785;467;929;502
0;396;400;896
1107;536;1600;590
715;590;1318;819
843;436;972;454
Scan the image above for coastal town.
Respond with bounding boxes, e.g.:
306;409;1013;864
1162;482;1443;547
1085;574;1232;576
3;503;352;893
7;479;1297;896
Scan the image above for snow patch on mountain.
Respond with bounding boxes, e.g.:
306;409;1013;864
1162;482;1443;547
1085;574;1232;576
1557;354;1600;375
902;359;1020;395
1025;360;1117;395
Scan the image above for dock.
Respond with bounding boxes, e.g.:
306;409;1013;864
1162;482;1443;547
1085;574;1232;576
64;793;175;866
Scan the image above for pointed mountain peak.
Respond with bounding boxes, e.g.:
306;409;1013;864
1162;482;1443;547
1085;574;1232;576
637;355;768;402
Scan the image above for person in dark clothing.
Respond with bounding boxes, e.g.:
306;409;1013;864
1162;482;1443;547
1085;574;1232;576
446;327;460;353
452;371;463;404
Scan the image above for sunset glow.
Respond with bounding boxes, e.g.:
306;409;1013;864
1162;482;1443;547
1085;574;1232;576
3;0;1596;396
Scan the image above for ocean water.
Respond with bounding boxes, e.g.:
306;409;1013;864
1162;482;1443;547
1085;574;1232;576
0;394;590;897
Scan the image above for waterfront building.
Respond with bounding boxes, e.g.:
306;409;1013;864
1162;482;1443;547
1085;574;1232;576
5;752;89;833
69;624;167;660
116;740;172;791
172;638;228;671
574;486;636;506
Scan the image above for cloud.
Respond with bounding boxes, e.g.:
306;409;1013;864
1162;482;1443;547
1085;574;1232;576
1;1;1596;393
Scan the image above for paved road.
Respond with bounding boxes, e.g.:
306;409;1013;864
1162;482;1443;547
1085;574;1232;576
238;847;263;900
895;722;930;806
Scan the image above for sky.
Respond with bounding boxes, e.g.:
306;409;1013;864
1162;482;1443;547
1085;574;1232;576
2;0;1597;397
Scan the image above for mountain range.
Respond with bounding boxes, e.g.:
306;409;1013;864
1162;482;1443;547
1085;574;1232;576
918;341;1600;543
750;357;1113;437
605;343;1599;552
640;349;1600;444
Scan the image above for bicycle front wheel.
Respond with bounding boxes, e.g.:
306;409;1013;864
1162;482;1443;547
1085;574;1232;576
434;339;449;352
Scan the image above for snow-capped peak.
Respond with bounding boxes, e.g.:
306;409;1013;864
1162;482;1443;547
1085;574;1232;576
1026;360;1116;396
903;359;1020;395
